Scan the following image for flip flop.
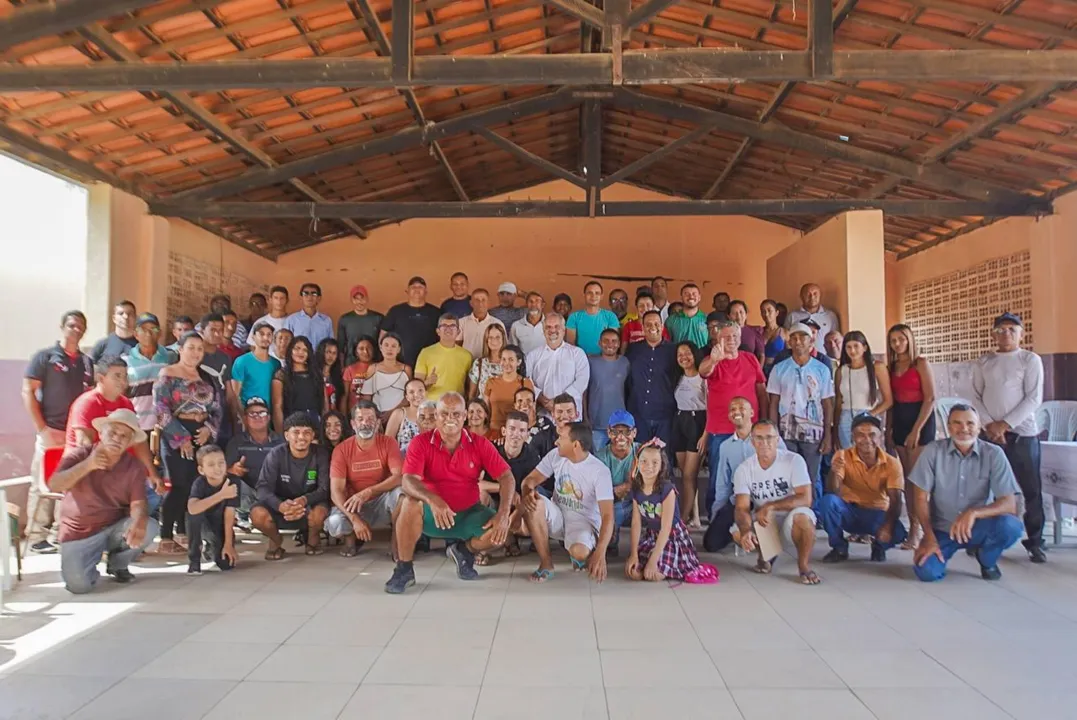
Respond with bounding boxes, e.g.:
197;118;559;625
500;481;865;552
752;558;774;574
504;541;522;558
304;544;324;556
799;570;822;585
339;545;359;558
529;568;555;583
570;558;587;572
265;546;286;561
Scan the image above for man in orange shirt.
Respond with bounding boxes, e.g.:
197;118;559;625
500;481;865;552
327;400;403;557
820;414;907;563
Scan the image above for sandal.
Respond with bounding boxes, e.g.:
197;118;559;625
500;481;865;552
265;546;286;561
528;568;555;583
474;551;491;566
570;557;587;572
799;570;822;585
504;539;522;558
304;544;324;556
339;543;360;558
900;538;919;551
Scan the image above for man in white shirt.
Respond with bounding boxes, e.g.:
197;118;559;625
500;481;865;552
785;283;840;355
511;291;547;355
525;313;590;420
971;312;1046;563
731;419;819;584
651;276;671;322
457;288;505;359
249;286;290;346
520;422;615;583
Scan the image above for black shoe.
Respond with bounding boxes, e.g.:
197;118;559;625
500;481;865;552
414;535;430;554
980;564;1003;581
870;546;886;562
1028;545;1047;563
384;563;416;594
822;549;848;563
186;564;203;576
108;568;135;584
605;543;620;559
30;540;58;554
447;542;479;580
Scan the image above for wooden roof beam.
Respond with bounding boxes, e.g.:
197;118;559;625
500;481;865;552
582;98;602;216
0;0;162;53
476;127;587;188
601;120;719;187
545;0;603;28
626;1;682;30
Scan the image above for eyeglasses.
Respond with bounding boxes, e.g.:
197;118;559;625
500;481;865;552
608;428;633;437
247;410;269;419
438;324;459;331
300;290;321;297
992;326;1019;335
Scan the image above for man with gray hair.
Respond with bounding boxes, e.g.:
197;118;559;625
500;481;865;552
526;313;589;420
385;393;516;593
910;403;1023;581
327;400;404;558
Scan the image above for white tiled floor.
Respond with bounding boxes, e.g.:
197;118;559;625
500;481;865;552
3;534;1077;719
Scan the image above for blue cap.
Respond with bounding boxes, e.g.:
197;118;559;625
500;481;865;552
993;312;1023;328
607;409;635;428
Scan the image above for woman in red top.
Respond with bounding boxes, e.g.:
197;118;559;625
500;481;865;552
886;324;936;550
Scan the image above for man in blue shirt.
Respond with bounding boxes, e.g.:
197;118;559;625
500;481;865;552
910;404;1023;582
586;329;628;451
624;311;677;449
567;281;620;355
231;321;282;407
284;282;334;348
440;271;472;318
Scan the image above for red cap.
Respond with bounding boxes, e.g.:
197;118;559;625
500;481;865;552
350;284;369;299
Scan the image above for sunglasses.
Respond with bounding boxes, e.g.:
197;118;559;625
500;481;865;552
300;290;321;297
247;410;269;418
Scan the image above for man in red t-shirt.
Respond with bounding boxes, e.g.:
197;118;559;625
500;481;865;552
386;392;516;593
327;400;403;557
699;321;767;512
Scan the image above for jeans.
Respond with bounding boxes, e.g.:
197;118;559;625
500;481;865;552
187;509;234;570
705;432;733;516
592;430;610;452
703;501;736;552
784;438;823;512
999;433;1043;549
612;497;632;547
61;517;159;594
635;418;673;449
819;495;907;553
913;515;1023;582
146;483;163;519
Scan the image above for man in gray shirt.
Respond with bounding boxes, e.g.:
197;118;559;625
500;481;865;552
586;328;629;451
971;312;1045;563
491;282;526;329
910;404;1023;582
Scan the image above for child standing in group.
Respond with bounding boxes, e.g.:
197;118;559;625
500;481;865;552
625;445;709;582
186;445;240;575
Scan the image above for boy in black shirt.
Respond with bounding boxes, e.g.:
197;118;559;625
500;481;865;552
186;445;239;575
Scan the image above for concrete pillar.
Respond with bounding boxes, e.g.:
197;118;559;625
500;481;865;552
84;183;113;344
765;210;887;349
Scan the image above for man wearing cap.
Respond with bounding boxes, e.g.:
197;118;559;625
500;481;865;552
594;409;640;556
285;282;334;349
50;409;157;593
491;282;526;328
125;312;175;441
510;291;547;356
232;320;281;409
820;414;907;563
248;286;290;347
458;288;506;359
786;283;841;355
440;272;472;319
767;322;835;509
971;312;1046;563
773;317;834;372
338;284;384;366
382;276;442;367
226;397;284;530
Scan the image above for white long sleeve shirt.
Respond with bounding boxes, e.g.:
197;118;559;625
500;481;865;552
525;342;590;420
971;348;1044;437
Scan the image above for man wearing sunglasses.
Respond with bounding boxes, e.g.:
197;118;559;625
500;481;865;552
284;282;334;348
225;397;284;530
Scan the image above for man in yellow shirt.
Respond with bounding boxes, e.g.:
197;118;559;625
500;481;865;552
415;314;473;401
820;414;907;563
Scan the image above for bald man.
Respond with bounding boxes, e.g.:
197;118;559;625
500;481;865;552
786;283;840;355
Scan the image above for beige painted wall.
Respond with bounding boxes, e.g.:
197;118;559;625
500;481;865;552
273;181;802;320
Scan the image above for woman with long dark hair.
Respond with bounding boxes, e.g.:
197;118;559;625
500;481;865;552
887;324;936;550
153;331;222;554
467;323;507;400
833;331;893;449
360;332;412;417
315;338;346;416
759;299;787;377
482;344;532;437
320;410;351;453
671;342;706;528
271;336;322;430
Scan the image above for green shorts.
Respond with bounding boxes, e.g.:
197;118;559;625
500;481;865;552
421;502;496;541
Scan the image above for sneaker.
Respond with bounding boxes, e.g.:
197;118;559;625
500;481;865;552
1028;545;1047;564
30;540;58;554
414;535;430;554
108;568;135;584
447;541;479;581
980;564;1003;581
822;549;849;563
235;515;253;533
384;563;416;594
187;564;203;576
870;546;886;562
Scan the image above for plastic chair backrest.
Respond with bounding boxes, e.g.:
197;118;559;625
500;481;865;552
42;446;65;489
1035;401;1077;442
934;397;972;439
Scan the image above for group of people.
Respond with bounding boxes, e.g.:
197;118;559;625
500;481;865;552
21;272;1045;594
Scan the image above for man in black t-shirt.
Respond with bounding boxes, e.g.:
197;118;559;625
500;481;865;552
186;445;239;575
90;300;138;362
252;412;329;559
498;412;541;492
379;276;441;367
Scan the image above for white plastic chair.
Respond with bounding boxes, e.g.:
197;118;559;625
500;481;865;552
933;397;972;439
1036;401;1077;442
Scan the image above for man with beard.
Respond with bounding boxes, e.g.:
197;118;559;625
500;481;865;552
664;283;708;350
510;291;547;356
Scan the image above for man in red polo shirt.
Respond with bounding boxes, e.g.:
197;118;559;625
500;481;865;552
386;392;516;594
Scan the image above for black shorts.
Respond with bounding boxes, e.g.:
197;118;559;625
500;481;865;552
252;502;329;531
891;402;936;447
671;410;707;453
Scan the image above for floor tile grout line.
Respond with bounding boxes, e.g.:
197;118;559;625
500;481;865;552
471;557;515;720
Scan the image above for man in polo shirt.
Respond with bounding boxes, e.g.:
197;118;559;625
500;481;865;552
337;284;384;366
50;409;156;593
440;272;472;319
248;286;290;346
285;282;334;349
664;283;708;350
526;313;589;420
126;312;175;437
594;410;640;556
231;321;281;408
567;281;620;356
491;282;526;329
382;276;442;367
510;291;546;356
23;310;94;553
910;404;1024;582
786;283;841;355
458;288;505;359
820;414;907;563
624;311;677;448
415;314;473;400
90;300;138;362
385;392;515;593
971;312;1046;563
327;401;403;557
226;397;284;529
700;321;767;514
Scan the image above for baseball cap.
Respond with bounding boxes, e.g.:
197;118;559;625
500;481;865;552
135;312;159;327
91;408;147;444
608;409;636;428
407;276;427;287
801;317;821;330
498;282;518;295
251;320;274;335
244;397;269;411
993;312;1023;328
350;284;369;299
789;322;813;337
851;413;883;431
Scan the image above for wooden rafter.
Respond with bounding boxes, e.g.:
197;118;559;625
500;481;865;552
0;0;163;53
476;127;587;188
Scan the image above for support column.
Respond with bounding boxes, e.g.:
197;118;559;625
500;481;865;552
1029;192;1077;399
84;183;113;344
